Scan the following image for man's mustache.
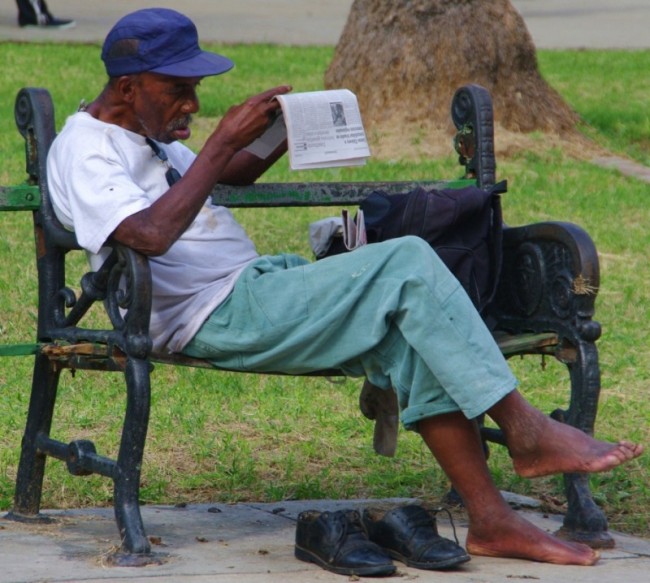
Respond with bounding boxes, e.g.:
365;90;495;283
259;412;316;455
167;115;192;130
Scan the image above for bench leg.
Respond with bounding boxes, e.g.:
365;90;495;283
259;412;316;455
6;353;159;563
111;357;155;563
6;353;59;523
554;340;614;548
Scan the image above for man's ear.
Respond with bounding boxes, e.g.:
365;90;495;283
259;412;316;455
116;74;139;103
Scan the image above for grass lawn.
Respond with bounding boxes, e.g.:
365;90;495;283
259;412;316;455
0;43;648;538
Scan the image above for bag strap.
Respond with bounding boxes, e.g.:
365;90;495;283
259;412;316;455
482;180;507;312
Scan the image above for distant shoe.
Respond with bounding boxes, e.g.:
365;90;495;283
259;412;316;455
362;504;471;570
19;16;76;29
295;509;396;576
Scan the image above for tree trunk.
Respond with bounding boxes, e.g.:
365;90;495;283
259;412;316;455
325;0;578;135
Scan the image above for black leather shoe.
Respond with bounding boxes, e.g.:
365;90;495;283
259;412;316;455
362;505;470;570
295;509;396;576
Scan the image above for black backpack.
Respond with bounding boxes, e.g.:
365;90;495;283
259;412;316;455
324;182;505;314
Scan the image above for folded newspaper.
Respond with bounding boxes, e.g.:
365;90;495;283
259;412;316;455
245;89;371;170
341;208;367;250
309;209;367;258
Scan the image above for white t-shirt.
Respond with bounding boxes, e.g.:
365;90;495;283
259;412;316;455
47;112;259;353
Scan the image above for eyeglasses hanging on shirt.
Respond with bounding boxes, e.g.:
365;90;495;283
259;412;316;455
146;138;182;186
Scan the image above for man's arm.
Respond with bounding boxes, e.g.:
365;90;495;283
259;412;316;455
111;86;291;256
218;141;288;186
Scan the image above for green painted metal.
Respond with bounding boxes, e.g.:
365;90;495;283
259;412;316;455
0;185;40;211
0;343;40;357
0;180;475;212
0;331;559;363
211;179;474;208
494;332;559;356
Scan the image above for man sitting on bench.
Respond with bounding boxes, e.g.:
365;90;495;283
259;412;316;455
46;7;642;573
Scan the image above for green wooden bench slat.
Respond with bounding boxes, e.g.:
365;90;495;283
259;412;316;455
0;331;560;365
494;331;559;356
211;179;474;208
0;185;40;211
0;180;472;211
0;343;41;357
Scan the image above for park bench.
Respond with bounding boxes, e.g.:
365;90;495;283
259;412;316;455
0;84;610;564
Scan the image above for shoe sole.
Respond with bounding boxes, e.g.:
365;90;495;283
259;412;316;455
295;545;396;576
387;548;471;570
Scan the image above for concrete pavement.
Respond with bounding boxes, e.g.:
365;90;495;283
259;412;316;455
0;1;353;45
3;496;650;583
513;0;650;49
0;1;649;48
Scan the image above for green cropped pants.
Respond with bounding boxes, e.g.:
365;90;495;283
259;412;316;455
182;236;517;430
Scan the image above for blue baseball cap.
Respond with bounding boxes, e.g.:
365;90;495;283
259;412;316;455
101;8;234;78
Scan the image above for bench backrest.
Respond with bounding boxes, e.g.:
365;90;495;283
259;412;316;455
7;84;497;364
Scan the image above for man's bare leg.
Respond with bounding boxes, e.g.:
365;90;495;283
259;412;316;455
488;390;643;478
418;413;600;565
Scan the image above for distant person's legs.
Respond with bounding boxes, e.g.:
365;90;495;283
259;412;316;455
16;0;75;28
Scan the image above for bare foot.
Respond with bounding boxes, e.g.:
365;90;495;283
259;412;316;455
490;391;644;478
466;508;600;565
510;416;643;478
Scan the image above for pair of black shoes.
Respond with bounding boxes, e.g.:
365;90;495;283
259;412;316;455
295;504;470;577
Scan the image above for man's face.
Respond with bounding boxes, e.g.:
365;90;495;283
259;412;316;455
131;73;202;143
